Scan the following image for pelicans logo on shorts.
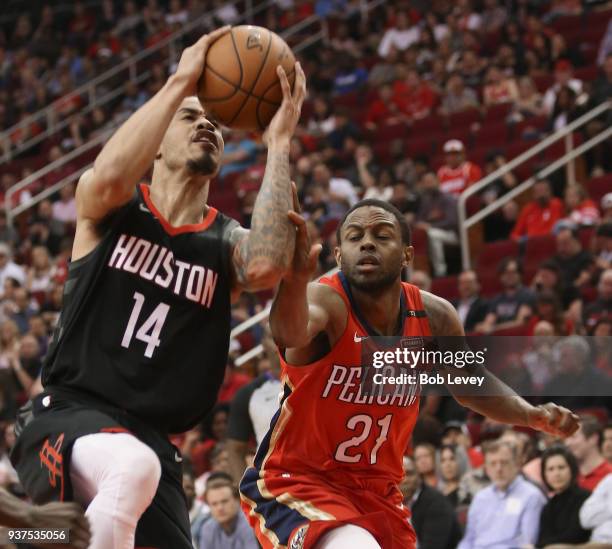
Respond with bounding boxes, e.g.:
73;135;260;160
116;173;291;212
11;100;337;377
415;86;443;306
290;525;308;549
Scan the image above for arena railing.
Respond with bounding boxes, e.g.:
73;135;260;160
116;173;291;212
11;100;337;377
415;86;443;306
3;14;330;224
0;0;278;164
458;99;612;270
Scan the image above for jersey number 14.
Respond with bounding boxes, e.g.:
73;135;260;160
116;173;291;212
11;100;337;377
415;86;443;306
121;292;170;358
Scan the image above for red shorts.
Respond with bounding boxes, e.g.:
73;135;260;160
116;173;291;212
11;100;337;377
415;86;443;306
240;467;415;549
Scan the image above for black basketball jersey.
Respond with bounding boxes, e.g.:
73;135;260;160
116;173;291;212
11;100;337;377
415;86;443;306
42;184;239;433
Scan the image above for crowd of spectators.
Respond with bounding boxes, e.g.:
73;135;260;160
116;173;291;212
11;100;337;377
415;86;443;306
0;0;611;548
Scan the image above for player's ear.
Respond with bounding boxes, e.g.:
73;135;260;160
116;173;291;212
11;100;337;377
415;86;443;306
334;246;341;268
402;245;414;267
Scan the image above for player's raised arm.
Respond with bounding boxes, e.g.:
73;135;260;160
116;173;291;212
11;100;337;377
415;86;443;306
75;27;230;226
229;63;307;294
421;291;580;438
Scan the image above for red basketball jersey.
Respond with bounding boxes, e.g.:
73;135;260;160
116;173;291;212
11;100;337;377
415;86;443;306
261;272;431;484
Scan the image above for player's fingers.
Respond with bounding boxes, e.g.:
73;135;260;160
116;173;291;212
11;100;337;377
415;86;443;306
291;181;302;214
558;409;580;437
199;25;231;48
309;244;322;269
292;61;306;105
546;405;563;432
277;65;291;102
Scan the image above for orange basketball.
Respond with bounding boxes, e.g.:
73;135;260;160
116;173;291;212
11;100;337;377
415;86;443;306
198;25;296;131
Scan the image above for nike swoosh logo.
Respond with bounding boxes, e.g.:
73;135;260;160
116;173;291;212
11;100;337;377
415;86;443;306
174;452;183;463
139;203;150;213
354;332;367;343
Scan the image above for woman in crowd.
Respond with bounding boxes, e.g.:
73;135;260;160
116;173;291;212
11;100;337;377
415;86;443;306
526;290;575;336
438;443;472;507
536;445;591;547
563;183;601;227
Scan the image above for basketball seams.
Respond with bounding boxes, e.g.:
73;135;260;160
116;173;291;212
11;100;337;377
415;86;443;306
227;28;273;128
199;29;244;103
256;67;296;130
203;64;282;108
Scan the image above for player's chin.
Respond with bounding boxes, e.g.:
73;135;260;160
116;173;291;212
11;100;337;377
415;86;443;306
186;151;220;177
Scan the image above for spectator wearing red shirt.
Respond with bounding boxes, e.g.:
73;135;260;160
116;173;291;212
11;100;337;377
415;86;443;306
393;69;437;120
511;178;564;241
216;357;250;404
365;84;408;129
437;139;483;195
563;183;600;227
566;416;612;492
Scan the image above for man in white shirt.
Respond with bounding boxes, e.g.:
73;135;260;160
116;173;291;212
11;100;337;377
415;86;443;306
377;11;420;58
580;473;612;545
312;162;358;218
0;243;25;287
52;183;77;224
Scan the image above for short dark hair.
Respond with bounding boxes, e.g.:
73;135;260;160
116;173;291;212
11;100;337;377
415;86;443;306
541;444;579;491
336;199;411;245
498;256;522;275
580;414;603;446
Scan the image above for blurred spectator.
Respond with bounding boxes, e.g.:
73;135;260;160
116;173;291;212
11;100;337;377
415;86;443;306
579;472;612;546
400;456;462;549
480;0;506;32
537;445;591;547
483;65;519;107
566;416;612;492
453;270;489;332
409;270;432;292
458;440;546;549
562;183;601;227
217;362;250;404
365;84;407;129
8;288;37;335
26;246;53;298
591;53;612;110
549;85;582;131
0;320;20;369
415;171;458;277
508;76;544;122
438;443;471;507
414;442;438;488
602;193;612;223
199;478;258;549
377;11;420;57
521;320;556;391
331;55;368;96
542;60;583;115
526;290;574;336
226;327;281;483
603;423;612;463
219;131;259;180
312;162;358;215
393;69;437;120
551;226;595;291
476;258;534;333
367;48;399;87
0;244;24;287
52;184;77;225
510;179;564;241
439;73;479;115
347;144;380;194
28;199;65;256
442;420;483;469
0;211;17;248
183;465;210;548
306;97;336;136
437;140;483;196
594;223;612;273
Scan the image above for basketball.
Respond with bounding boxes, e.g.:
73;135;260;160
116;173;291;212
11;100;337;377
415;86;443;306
198;25;296;131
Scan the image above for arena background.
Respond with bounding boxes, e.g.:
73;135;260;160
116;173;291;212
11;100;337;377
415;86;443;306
0;0;611;547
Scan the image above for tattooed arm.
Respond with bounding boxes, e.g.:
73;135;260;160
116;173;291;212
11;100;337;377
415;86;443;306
421;291;579;437
229;63;307;297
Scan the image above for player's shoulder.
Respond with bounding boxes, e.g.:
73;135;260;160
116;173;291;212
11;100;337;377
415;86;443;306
307;279;348;316
419;289;463;337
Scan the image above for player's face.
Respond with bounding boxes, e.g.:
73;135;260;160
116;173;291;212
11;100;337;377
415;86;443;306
336;207;412;293
158;97;224;177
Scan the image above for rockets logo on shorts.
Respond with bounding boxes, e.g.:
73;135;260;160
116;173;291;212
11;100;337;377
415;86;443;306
290;525;308;549
39;433;64;490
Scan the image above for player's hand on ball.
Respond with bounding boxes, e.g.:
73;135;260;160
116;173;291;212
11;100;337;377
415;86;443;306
29;501;91;548
527;402;580;438
175;26;231;95
286;182;321;283
264;61;306;145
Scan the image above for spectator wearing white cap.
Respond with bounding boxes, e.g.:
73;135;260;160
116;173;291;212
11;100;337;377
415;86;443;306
437;140;483;196
0;244;25;288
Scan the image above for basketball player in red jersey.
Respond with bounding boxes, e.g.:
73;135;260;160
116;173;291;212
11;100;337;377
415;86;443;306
239;198;580;549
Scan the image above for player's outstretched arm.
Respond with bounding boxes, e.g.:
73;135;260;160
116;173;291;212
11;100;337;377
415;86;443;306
75;27;230;226
0;489;91;548
421;291;580;438
229;64;307;295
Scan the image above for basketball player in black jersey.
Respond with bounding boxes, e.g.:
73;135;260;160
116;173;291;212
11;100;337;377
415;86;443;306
10;26;306;549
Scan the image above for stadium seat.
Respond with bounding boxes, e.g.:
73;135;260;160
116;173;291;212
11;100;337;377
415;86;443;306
524;234;556;270
446;108;481;129
586;174;612;204
476;240;519;273
431;275;459;301
478;270;503;297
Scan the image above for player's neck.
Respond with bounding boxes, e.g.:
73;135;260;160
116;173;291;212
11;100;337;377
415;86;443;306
149;171;211;227
351;281;403;336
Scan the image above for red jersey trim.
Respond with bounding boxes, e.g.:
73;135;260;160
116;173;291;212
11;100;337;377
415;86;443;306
139;183;217;236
